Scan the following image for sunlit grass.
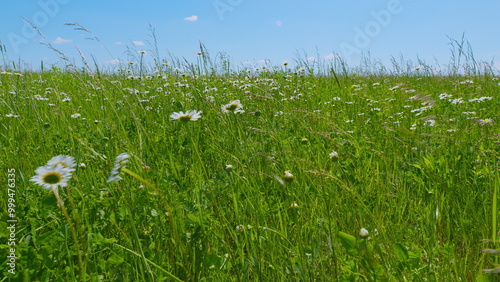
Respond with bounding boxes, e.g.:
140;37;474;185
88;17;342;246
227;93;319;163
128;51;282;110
0;55;499;281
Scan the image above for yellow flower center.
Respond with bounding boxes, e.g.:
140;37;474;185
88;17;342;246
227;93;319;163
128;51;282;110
179;115;192;122
227;104;238;111
43;172;63;184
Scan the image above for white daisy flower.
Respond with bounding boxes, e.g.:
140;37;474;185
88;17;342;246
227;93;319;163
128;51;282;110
46;155;77;172
329;151;339;159
170;110;202;122
424;119;436;127
283;170;294;183
30;165;72;190
71;113;81;118
221;100;245;114
107;153;131;183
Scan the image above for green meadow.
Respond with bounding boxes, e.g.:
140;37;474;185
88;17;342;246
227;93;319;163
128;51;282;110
0;46;499;281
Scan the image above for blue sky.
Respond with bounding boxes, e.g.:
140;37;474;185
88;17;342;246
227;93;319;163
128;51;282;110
1;0;499;71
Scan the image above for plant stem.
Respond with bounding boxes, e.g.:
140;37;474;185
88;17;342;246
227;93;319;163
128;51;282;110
53;186;85;281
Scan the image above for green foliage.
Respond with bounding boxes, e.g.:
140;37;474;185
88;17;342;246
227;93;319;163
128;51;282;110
0;63;498;281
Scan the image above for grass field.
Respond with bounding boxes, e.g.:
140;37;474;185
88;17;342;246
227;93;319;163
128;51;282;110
0;49;499;281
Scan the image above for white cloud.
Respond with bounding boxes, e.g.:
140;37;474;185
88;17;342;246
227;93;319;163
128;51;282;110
307;57;317;61
324;53;340;60
256;59;269;65
132;41;145;46
275;20;283;27
114;42;123;45
184;15;198;22
105;59;121;65
53;37;72;44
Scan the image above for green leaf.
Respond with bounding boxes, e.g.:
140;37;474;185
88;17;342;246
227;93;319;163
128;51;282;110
107;253;124;265
394;243;409;261
338;231;358;256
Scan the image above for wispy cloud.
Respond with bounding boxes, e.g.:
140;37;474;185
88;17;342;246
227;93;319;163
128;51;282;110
324;53;340;60
184;15;198;22
114;42;123;45
53;37;72;44
105;59;121;65
132;41;145;46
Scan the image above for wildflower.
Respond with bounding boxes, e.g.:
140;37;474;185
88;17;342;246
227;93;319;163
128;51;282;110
300;138;309;144
225;164;234;173
79;163;86;168
469;96;493;102
71;113;81;118
478;119;494;125
143;166;151;169
138;50;147;55
360;228;369;237
439;93;452;100
30;165;72;190
46;155;76;172
329;151;339;159
170;110;202;122
450;98;463;104
290;202;299;209
424;119;436;127
206;96;215;103
107;153;130;183
236;224;245;231
5;114;20;118
283;170;294;183
221;100;245;114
